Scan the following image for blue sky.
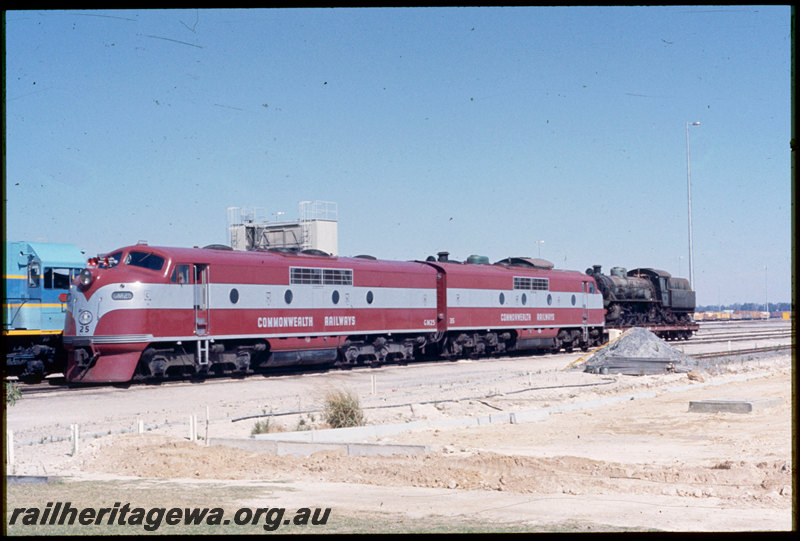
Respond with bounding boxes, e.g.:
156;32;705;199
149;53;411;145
4;7;792;306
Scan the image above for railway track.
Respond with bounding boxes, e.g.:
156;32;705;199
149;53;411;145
690;328;793;344
693;343;794;359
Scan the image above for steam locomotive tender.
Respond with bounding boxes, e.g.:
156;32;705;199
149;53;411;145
63;244;606;383
585;265;697;340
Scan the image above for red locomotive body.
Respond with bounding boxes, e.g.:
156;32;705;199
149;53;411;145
64;245;605;383
427;256;605;357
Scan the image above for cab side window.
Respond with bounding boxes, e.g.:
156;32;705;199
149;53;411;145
28;262;41;288
44;267;73;289
170;264;191;284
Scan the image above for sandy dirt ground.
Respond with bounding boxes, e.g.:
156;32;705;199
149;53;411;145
4;348;795;532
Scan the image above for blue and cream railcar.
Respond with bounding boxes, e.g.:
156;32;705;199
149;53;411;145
4;241;86;378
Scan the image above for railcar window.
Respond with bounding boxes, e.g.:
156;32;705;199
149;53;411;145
28;263;40;288
125;251;165;271
513;276;549;291
170;264;191;284
290;267;353;286
44;267;74;289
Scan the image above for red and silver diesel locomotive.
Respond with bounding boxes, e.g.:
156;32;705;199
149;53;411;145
63;244;605;383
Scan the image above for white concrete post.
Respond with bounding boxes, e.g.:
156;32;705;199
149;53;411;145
205;406;210;446
6;430;15;474
71;424;79;456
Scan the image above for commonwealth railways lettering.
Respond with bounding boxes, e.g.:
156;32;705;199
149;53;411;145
324;315;356;327
500;313;532;322
257;316;314;329
256;315;357;329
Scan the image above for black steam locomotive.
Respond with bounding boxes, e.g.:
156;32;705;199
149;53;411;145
585;266;697;340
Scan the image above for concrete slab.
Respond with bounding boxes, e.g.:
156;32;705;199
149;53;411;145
688;397;783;413
210;437;429;457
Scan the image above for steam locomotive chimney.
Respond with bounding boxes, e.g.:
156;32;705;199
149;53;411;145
593;265;602;275
437;251;450;262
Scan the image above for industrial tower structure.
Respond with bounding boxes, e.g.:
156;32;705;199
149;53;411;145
227;201;338;255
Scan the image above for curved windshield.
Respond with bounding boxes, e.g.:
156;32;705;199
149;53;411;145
125;251;165;271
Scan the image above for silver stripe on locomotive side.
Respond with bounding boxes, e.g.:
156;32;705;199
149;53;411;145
446;287;604;310
75;328;436;345
77;282;436;314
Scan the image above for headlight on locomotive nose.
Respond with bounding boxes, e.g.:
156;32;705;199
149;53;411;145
78;268;94;288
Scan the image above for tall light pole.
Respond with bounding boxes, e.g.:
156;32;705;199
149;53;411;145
536;240;544;258
686;121;701;289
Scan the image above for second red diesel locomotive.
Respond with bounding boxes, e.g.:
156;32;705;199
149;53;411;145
63;244;606;383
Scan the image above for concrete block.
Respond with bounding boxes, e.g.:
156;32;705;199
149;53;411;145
688;398;783;413
345;442;430;456
210;437;428;457
209;437;279;453
275;441;343;456
509;410;550;424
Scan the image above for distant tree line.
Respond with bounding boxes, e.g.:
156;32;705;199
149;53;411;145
696;302;792;312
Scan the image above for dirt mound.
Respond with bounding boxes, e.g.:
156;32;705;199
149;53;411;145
583;328;698;375
76;433;791;503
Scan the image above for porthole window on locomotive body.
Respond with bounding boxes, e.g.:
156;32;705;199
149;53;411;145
547;294;552;306
366;291;374;304
571;294;576;306
521;293;527;305
332;290;340;305
499;292;505;305
284;289;293;304
229;288;239;304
